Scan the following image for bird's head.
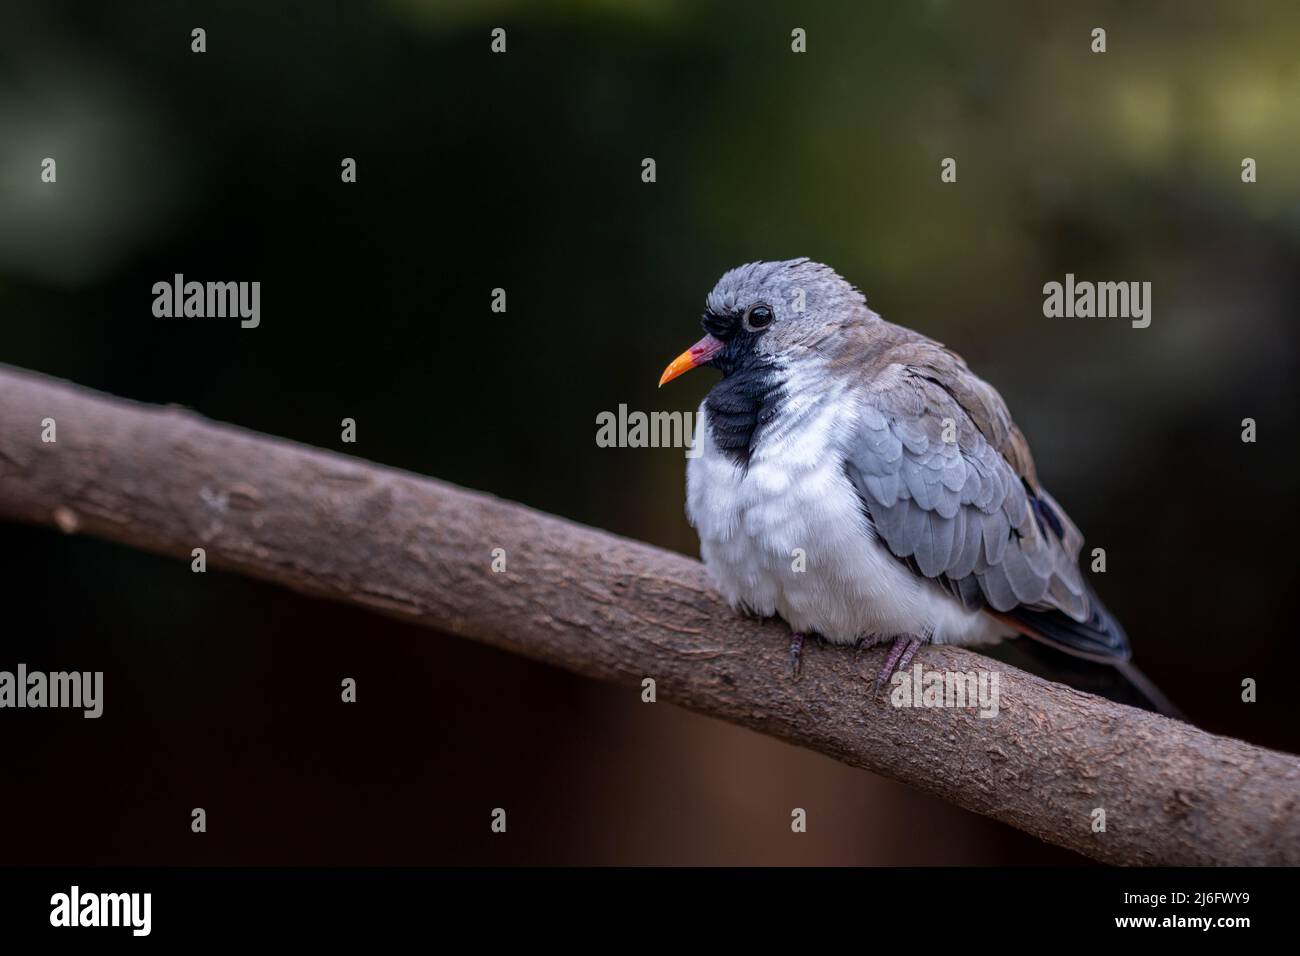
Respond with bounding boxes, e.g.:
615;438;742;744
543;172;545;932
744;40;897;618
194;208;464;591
658;258;870;386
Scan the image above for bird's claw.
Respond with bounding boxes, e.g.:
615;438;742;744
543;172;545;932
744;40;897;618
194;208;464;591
874;636;923;693
788;633;805;681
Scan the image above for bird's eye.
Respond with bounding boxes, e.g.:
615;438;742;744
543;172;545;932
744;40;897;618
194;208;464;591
743;304;774;331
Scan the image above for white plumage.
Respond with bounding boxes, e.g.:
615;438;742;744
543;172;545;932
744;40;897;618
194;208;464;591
686;372;1012;649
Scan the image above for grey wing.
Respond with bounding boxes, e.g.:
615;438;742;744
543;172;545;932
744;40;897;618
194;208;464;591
843;357;1128;660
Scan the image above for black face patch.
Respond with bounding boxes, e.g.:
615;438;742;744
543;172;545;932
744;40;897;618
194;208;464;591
700;309;737;340
704;361;785;468
699;310;768;376
698;308;785;466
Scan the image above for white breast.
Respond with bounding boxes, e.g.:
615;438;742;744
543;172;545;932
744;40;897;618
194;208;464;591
685;387;1007;648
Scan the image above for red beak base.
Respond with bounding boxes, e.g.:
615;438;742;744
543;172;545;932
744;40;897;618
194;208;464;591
659;334;725;386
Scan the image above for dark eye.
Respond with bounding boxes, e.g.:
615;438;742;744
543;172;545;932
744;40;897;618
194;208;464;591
743;304;773;331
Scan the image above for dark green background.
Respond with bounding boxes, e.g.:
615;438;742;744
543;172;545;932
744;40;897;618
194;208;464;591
2;0;1297;864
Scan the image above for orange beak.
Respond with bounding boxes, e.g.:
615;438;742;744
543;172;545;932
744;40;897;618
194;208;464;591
658;334;725;387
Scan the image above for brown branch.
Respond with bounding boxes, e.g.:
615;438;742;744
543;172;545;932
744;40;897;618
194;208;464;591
1;362;1296;865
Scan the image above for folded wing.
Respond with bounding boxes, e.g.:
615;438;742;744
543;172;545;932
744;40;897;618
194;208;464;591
842;340;1128;661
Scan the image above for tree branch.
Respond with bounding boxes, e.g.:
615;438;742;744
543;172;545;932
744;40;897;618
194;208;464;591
1;363;1296;865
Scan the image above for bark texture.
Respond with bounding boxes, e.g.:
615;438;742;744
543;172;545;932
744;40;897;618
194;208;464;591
1;363;1296;865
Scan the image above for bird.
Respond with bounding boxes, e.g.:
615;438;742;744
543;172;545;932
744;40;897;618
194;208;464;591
658;258;1178;716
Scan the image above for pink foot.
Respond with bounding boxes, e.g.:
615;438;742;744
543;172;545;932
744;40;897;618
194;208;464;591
874;636;924;692
788;633;805;680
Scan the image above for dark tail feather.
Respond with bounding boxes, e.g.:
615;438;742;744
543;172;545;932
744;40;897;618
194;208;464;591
995;592;1130;663
1112;659;1185;721
990;592;1185;720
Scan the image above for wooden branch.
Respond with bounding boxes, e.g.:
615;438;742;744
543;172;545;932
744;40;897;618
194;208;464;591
1;363;1296;865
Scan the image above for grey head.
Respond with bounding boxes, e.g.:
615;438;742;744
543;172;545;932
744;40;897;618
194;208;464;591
704;258;871;373
659;258;876;464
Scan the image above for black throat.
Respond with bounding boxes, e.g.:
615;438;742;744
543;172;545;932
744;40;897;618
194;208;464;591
704;362;786;468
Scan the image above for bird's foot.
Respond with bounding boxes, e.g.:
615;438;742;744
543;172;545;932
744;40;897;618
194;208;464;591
874;635;924;693
788;633;805;681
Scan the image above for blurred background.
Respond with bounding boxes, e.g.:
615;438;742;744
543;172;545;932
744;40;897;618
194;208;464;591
1;0;1297;864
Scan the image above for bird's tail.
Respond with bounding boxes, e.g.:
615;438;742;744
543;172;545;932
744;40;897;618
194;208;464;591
991;597;1185;720
1112;659;1185;721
